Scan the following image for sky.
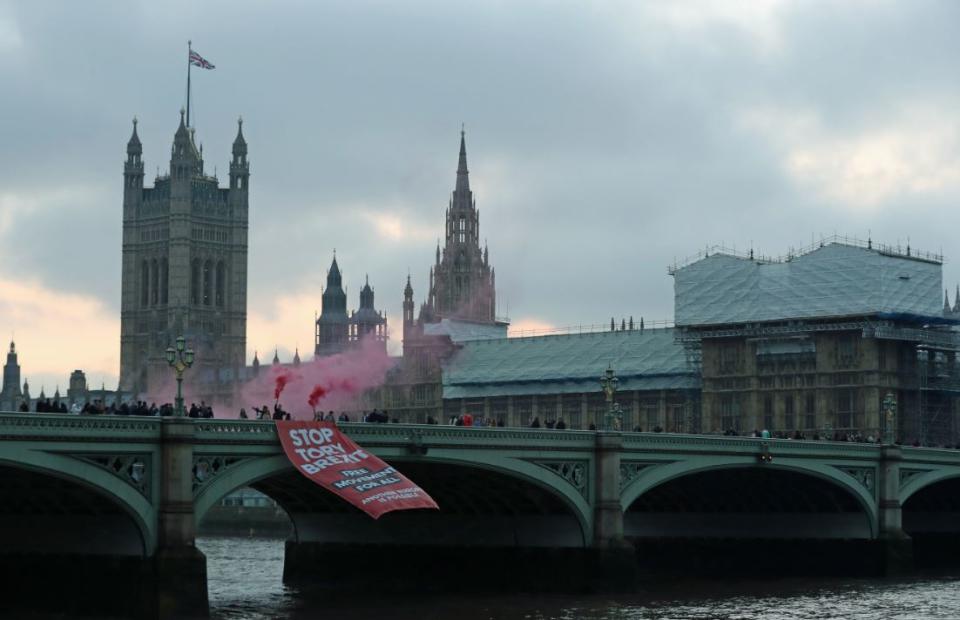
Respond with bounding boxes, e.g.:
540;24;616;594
0;0;959;393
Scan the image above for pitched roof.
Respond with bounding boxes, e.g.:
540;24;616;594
442;328;698;399
673;243;943;327
423;319;507;343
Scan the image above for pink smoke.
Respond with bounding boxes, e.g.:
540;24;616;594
239;338;395;420
307;384;327;410
274;368;299;401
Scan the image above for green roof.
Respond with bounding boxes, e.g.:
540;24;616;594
442;328;699;399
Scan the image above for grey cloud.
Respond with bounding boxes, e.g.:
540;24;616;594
1;0;959;357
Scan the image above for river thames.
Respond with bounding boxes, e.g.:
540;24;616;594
201;537;960;620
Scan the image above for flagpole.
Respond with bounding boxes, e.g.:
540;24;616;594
186;40;192;128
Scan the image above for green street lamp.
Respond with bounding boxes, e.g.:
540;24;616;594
599;365;622;431
165;335;194;417
882;391;897;445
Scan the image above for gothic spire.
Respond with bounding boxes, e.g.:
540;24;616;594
945;289;951;313
954;284;960;314
127;117;142;155
404;274;413;298
455;128;470;194
232;116;247;156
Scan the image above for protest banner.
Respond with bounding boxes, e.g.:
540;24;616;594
276;420;439;519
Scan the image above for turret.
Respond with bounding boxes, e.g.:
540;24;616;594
170;109;202;181
230;117;249;192
123;118;145;215
359;275;374;310
252;350;260;377
293;348;301;366
316;254;350;356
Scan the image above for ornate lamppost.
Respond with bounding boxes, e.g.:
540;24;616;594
882;391;897;445
599;365;622;431
165;335;194;417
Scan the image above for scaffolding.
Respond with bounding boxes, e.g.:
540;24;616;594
915;343;960;446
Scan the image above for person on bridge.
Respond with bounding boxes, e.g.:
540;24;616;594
530;417;541;428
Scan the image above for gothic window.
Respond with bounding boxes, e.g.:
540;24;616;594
763;394;774;430
160;258;169;304
140;260;149;307
215;261;225;307
642;398;659;431
150;260;159;305
458;216;465;243
202;260;212;306
836;388;856;429
191;260;200;305
784;394;795;431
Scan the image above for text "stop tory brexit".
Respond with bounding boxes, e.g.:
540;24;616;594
287;427;369;474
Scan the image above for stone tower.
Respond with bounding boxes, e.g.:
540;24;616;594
119;112;249;402
349;276;388;351
315;255;349;357
425;131;496;323
403;275;415;343
0;341;22;411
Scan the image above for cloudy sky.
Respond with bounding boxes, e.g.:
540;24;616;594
1;0;959;393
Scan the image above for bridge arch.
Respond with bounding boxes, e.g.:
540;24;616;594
620;456;877;539
194;452;592;547
900;467;960;540
0;448;155;555
899;466;960;505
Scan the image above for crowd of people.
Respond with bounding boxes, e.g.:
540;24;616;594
13;398;216;417
10;399;957;448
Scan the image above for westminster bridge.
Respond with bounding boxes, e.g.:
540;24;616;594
3;414;960;617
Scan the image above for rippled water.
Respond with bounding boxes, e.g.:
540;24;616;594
200;536;960;620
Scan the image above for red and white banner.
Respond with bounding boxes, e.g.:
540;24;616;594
276;421;439;519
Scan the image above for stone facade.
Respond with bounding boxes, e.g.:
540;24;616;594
699;329;933;438
386;131;505;420
118;113;249;403
315;256;387;357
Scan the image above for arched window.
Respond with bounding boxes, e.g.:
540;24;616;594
160;258;169;304
140;260;149;307
191;260;200;305
202;260;212;306
215;261;225;307
150;259;159;305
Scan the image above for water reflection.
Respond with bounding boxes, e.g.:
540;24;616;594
200;536;960;620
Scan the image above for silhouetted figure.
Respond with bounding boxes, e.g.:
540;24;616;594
530;417;541;428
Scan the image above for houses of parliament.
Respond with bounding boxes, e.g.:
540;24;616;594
117;109;501;406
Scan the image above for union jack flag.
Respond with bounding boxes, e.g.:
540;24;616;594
189;50;215;70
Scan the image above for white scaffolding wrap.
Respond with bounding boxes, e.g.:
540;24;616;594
673;243;943;327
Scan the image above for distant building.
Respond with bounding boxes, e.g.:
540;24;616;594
439;327;700;429
384;131;508;419
67;370;88;406
118;112;249;403
315;257;388;357
671;238;960;444
0;341;22;411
